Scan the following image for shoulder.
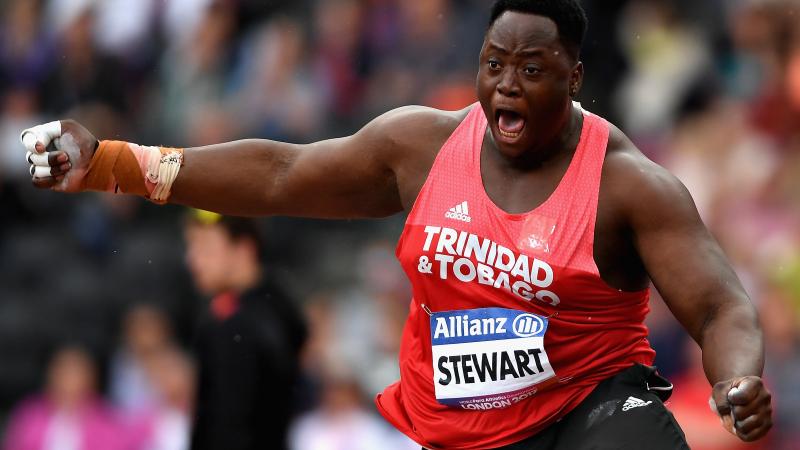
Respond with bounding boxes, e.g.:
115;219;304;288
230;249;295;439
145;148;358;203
369;105;469;136
6;396;49;423
602;122;699;227
360;105;471;156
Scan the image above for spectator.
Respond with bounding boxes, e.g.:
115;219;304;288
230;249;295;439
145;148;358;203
109;304;175;416
0;1;798;448
184;210;307;450
288;369;417;450
137;347;195;450
0;0;54;93
2;345;133;450
40;0;127;118
233;17;324;142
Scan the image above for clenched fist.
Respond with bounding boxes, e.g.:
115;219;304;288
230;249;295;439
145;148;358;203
711;376;772;442
21;120;98;192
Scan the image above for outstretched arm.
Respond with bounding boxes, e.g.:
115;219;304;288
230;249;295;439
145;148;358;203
616;152;772;442
169;131;401;218
23;106;448;219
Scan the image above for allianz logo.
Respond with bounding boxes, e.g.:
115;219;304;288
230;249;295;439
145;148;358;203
433;312;544;339
512;313;545;337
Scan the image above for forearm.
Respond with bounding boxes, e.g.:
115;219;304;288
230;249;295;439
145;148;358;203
698;299;764;385
22;117;404;218
169;139;298;216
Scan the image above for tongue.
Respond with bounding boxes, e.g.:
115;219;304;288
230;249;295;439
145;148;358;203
498;112;525;134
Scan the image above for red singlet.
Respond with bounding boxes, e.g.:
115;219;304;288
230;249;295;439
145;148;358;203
376;104;656;449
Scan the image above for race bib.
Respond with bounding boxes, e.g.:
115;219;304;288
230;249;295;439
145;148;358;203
430;307;555;410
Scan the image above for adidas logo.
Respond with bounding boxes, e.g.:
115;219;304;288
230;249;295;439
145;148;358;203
445;201;472;223
621;396;652;411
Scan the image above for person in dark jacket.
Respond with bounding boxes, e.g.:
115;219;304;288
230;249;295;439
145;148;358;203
184;210;307;450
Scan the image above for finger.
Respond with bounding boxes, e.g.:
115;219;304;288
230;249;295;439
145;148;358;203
47;150;69;167
734;414;765;434
20;121;61;154
720;414;736;436
49;161;72;177
728;378;761;405
737;420;772;442
31;165;54;179
32;176;58;189
732;390;771;421
26;151;51;167
711;382;734;416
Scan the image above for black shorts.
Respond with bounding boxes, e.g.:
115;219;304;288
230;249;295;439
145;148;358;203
425;364;690;450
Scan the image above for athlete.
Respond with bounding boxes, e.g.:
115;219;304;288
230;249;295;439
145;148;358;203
21;1;771;449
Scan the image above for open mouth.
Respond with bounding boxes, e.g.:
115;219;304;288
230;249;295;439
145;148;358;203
495;109;526;139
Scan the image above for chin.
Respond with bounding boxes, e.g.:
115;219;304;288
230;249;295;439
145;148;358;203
491;129;531;156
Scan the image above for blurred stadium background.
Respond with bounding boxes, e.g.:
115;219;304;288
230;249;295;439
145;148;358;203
0;0;798;449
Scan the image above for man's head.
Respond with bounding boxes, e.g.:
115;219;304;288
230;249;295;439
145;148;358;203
489;0;587;62
184;210;265;296
478;0;588;159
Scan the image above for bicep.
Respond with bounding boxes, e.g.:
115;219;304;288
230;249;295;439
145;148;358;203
275;130;403;218
171;113;406;218
628;165;750;342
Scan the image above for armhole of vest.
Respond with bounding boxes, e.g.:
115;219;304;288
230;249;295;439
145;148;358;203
395;104;482;257
585;115;612;278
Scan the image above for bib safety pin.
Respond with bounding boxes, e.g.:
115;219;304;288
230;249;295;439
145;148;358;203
421;304;433;316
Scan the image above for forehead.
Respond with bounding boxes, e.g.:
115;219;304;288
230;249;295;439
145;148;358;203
186;223;228;242
485;11;562;52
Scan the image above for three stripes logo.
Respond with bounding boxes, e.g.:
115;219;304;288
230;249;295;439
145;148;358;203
445;201;472;223
621;396;652;411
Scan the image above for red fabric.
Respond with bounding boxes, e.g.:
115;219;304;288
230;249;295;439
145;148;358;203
210;292;240;321
376;104;655;449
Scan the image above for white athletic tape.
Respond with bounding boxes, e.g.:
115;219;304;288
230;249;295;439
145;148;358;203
20;121;61;154
32;165;52;178
151;151;183;202
26;151;50;167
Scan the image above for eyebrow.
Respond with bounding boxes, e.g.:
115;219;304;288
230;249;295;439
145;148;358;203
487;42;509;54
517;48;545;57
486;42;546;57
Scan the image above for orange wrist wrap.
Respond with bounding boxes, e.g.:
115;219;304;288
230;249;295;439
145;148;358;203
82;140;184;203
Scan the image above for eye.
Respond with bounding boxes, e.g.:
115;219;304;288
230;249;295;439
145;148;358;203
488;60;500;70
523;65;540;75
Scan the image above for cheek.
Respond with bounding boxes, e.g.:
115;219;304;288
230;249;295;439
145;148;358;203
476;71;495;96
527;85;568;117
188;250;224;284
203;256;229;280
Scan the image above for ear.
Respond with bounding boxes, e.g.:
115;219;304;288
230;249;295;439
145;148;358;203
569;61;584;98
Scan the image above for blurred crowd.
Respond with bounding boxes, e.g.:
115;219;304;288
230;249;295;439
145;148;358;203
0;0;798;449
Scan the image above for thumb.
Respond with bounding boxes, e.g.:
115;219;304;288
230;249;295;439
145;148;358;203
727;377;759;405
711;378;743;435
711;379;734;415
20;121;62;154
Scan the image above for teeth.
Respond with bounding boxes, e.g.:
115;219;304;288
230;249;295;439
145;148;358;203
499;129;521;138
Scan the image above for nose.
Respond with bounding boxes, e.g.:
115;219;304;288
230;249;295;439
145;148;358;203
496;69;521;97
